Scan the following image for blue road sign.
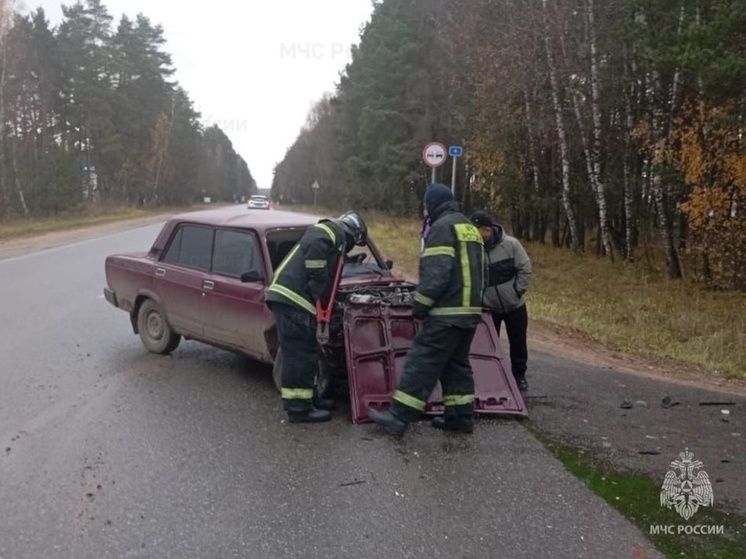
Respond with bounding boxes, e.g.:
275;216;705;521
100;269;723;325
449;145;463;157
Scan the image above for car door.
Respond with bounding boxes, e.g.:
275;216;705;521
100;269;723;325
157;223;214;337
202;228;271;360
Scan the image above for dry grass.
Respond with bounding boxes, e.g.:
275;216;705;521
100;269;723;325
526;242;745;379
0;207;155;241
0;204;209;241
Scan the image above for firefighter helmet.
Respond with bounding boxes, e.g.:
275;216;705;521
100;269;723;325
338;211;367;247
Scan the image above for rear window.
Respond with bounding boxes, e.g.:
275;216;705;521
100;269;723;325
266;228;306;270
162;225;213;271
212;230;262;278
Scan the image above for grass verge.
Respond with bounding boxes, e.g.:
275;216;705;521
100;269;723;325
531;431;746;558
525;242;745;379
0;204;206;241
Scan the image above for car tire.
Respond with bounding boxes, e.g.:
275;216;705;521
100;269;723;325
137;299;181;354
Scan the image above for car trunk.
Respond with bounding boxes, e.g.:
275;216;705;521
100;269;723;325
320;281;527;424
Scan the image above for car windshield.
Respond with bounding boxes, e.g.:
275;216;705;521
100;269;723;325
250;196;267;201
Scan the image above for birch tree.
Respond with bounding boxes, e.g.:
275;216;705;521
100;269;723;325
543;0;580;251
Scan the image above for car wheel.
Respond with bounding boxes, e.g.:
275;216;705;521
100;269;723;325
137;299;181;354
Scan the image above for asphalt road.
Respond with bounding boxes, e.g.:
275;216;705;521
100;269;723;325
0;222;663;559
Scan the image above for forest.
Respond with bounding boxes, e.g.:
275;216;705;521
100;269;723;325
0;0;257;219
272;0;746;290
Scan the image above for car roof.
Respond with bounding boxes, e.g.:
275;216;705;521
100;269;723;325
250;194;267;199
169;205;327;233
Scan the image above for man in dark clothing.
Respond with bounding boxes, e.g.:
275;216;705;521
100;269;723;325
368;184;486;436
470;210;532;392
266;211;367;423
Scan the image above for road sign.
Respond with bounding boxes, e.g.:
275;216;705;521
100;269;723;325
422;142;447;168
449;145;463;157
312;180;320;190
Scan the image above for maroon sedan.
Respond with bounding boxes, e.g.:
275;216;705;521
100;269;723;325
103;205;526;422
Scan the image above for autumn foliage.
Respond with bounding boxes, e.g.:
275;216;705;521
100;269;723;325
660;102;746;290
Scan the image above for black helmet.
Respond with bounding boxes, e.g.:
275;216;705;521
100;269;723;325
338;211;367;246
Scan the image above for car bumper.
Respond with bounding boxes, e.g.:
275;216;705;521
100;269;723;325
104;287;119;308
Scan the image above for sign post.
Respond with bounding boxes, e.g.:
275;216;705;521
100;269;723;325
448;145;463;196
312;180;320;207
422;142;447;183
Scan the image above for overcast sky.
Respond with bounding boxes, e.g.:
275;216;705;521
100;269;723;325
28;0;375;190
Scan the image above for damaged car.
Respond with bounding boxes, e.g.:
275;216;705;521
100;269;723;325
103;205;526;422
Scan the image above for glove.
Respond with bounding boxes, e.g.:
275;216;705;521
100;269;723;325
412;302;429;321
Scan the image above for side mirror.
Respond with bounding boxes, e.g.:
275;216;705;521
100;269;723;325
240;270;264;283
385;259;394;270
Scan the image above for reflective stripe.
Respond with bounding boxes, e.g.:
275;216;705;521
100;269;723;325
281;387;314;400
305;259;326;269
267;284;316;314
267;243;315;314
444;394;474;406
270;244;301;285
422;246;455;258
454;223;481;307
393;390;426;411
315;223;337;244
430;307;482;316
414;292;435;307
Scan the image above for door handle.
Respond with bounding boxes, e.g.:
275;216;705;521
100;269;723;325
155;268;166;277
203;280;215;290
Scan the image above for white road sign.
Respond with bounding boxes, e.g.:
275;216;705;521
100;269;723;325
422;142;447;168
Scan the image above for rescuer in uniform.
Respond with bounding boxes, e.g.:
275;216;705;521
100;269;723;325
368;183;486;436
266;211;367;423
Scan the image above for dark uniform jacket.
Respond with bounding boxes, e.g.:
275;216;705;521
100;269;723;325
266;219;347;315
413;201;486;328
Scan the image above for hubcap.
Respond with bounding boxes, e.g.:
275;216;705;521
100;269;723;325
146;311;164;340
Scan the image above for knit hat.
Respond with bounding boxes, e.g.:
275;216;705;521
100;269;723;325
424;183;454;217
470;211;494;228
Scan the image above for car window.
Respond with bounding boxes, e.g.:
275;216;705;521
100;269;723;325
266;228;306;270
162;225;213;270
212;229;262;279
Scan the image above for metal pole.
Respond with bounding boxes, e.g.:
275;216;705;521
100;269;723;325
430;166;435;184
451;156;458;196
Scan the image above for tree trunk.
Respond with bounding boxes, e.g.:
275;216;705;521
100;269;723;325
586;0;613;259
543;0;580;251
623;88;636;261
0;1;8;219
10;132;29;216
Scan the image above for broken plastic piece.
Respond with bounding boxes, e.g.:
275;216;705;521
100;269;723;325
661;396;680;408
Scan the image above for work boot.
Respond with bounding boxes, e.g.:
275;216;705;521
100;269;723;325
432;416;474;434
368;408;408;437
313;396;335;411
516;377;528;393
287;407;331;423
